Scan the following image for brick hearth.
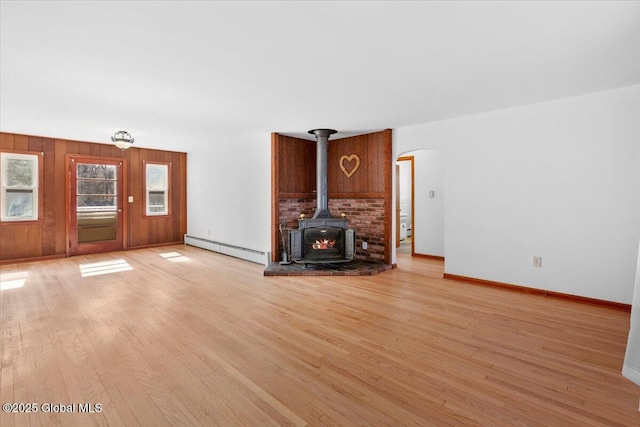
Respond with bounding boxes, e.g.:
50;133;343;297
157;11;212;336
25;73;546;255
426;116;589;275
264;259;392;276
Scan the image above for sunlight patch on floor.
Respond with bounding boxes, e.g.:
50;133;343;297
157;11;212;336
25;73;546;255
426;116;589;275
159;252;189;262
79;259;133;277
0;271;28;291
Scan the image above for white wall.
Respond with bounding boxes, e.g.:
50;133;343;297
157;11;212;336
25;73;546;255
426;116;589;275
394;85;640;304
411;150;445;257
187;129;272;254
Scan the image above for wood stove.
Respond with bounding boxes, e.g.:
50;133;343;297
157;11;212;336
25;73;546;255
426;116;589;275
290;217;355;264
289;129;355;265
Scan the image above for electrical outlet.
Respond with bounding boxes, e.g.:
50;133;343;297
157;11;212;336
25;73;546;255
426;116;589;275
362;241;368;250
533;256;542;268
207;229;211;236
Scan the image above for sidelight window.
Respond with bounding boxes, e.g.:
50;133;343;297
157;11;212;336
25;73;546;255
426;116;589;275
145;162;170;216
0;151;42;221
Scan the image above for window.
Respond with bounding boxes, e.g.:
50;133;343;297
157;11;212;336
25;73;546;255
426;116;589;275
145;162;170;216
1;151;42;221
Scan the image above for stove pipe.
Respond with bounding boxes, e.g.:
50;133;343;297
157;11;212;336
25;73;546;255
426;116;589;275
308;128;337;218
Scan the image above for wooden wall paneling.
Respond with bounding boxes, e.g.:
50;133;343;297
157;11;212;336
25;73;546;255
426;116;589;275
121;155;128;250
147;149;159;163
99;143;111;157
161;217;170;243
138;151;150;246
110;145;123;158
370;133;385;192
89;142;101;156
13;225;29;259
383;129;393;265
278;135;316;195
163;151;173;164
271;133;280;262
1;133;185;262
171;152;181;242
27;224;43;258
42;138;56;256
27;136;42;152
65;140;78;154
155;217;164;244
171;153;187;242
0;133;15;149
328;138;344;194
14;134;29;151
179;152;187;239
77;142;91;155
54;140;68;254
128;148;141;248
0;226;15;260
328;131;386;196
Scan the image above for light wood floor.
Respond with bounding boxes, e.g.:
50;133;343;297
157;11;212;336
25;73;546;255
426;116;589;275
1;245;638;426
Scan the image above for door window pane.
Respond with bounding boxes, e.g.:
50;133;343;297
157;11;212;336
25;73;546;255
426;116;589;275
77;164;116;180
77;180;116;195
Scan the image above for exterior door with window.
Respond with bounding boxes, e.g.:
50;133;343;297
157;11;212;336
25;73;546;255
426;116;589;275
68;157;124;255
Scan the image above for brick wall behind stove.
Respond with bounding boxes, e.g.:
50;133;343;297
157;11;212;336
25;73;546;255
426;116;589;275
329;199;386;261
278;198;386;261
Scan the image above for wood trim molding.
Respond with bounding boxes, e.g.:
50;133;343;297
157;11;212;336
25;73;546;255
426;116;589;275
328;192;386;199
383;129;393;265
443;273;631;312
413;253;445;261
125;240;184;251
396;155;415;256
0;253;66;266
271;132;279;263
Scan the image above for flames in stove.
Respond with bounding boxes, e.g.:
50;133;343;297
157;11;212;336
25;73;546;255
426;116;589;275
312;239;336;250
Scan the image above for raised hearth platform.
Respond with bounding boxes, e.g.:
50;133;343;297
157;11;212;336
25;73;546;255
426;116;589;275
264;260;392;276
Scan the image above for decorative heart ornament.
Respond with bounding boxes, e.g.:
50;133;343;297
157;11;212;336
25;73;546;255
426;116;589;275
340;154;361;178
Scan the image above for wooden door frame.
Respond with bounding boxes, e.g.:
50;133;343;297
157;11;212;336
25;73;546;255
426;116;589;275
395;164;401;248
396;156;415;256
66;154;128;256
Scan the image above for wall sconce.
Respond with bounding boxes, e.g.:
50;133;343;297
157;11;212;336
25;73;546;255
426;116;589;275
111;130;134;150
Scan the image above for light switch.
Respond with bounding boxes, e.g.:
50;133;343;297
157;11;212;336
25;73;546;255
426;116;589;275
128;196;134;203
429;191;435;197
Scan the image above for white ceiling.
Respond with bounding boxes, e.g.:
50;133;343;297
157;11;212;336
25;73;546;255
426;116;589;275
1;1;639;150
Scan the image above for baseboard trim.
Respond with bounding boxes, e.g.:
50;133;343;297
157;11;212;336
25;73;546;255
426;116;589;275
126;241;184;251
0;254;67;266
443;273;631;312
185;235;270;266
413;253;445;261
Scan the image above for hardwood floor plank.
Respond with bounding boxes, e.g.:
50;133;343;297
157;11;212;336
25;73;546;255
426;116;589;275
1;245;638;426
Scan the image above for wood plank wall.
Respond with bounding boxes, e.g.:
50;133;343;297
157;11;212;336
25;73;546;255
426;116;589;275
271;130;392;264
277;135;317;197
328;132;387;197
0;132;187;263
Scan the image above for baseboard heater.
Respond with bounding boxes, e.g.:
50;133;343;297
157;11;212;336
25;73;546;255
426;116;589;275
184;235;270;266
